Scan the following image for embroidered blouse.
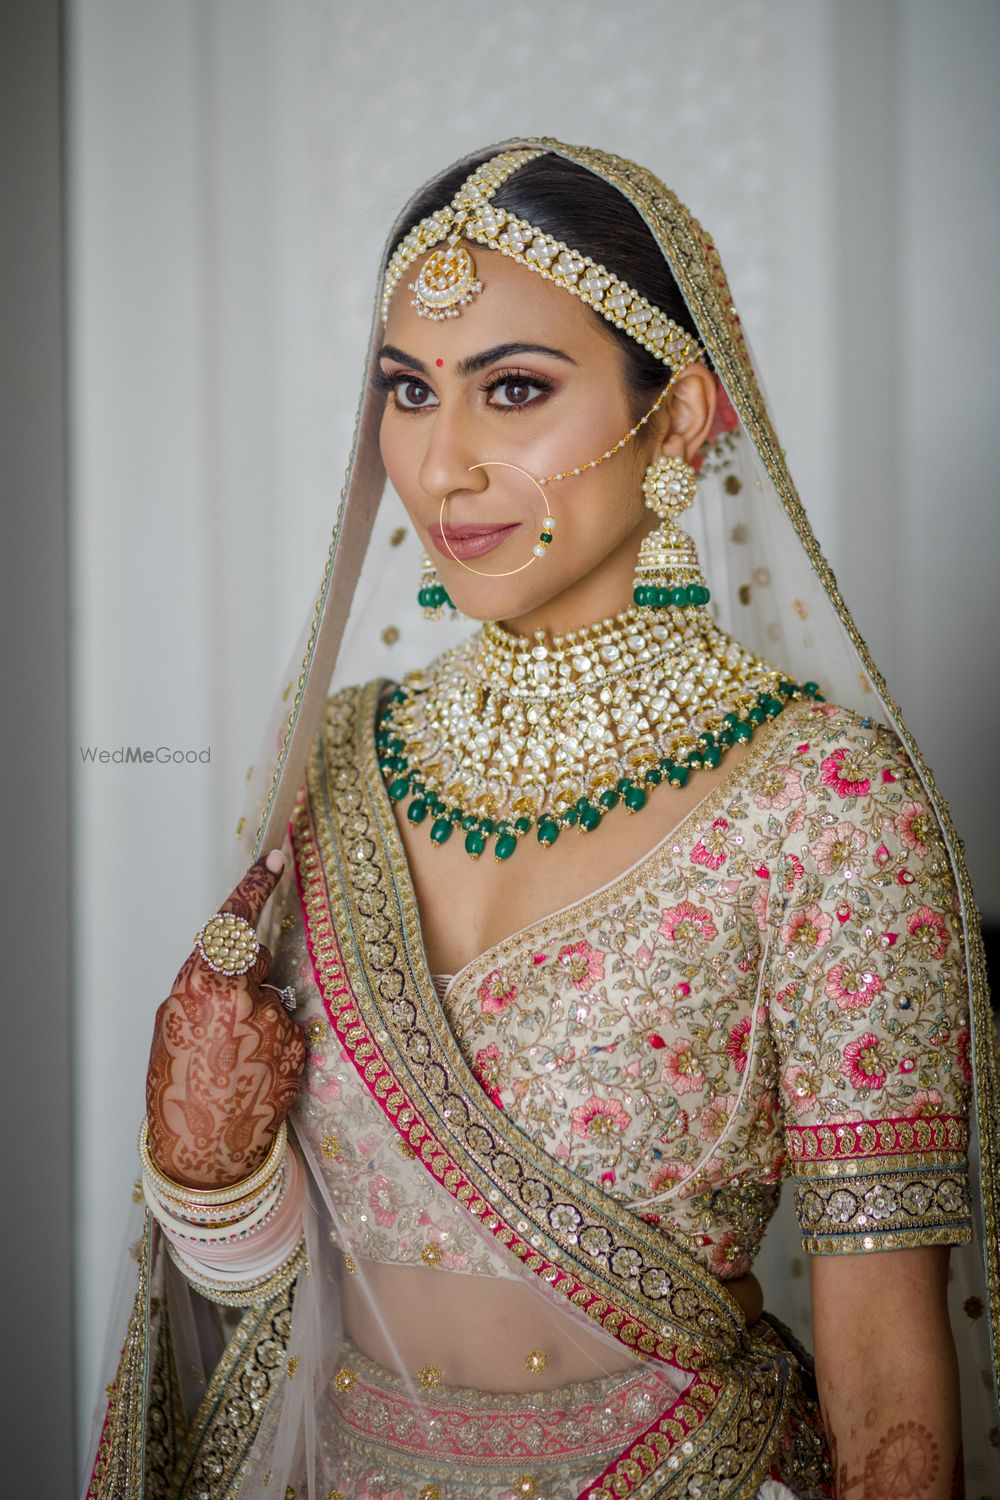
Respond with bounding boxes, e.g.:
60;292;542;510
274;693;972;1284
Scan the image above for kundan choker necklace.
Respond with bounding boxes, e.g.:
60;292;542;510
378;605;821;861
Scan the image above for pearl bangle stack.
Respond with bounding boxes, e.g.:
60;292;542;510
138;1117;288;1228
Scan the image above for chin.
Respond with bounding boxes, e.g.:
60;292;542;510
446;579;565;626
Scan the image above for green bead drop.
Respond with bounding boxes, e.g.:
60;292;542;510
537;819;560;846
624;785;647;812
579;804;601;832
464;829;485;858
430;817;453;845
495;833;517;861
388;777;410;800
407;799;428;824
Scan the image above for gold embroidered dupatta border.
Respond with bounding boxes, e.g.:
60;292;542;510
85;1216;296;1500
289;679;805;1500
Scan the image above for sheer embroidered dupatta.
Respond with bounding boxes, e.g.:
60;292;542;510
85;137;999;1498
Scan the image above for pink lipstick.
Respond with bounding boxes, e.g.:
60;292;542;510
427;521;521;561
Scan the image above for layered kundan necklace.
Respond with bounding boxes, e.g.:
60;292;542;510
378;605;821;861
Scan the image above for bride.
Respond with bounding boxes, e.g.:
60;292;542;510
87;139;998;1499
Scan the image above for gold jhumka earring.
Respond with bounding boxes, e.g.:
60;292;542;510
632;455;711;610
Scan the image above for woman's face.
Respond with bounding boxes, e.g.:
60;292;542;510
378;246;714;635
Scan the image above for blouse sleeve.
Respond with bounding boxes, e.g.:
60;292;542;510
765;703;973;1255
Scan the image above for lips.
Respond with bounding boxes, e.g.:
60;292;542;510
427;521;522;561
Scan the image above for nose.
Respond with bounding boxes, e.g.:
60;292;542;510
417;396;488;511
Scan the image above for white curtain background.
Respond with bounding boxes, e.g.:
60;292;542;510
66;0;1000;1467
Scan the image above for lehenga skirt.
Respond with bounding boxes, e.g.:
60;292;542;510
319;1337;671;1499
315;1326;830;1500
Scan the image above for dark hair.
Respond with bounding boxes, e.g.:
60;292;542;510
389;152;701;419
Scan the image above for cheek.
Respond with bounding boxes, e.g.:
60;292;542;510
379;414;421;509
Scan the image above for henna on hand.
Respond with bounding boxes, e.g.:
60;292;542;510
145;855;306;1188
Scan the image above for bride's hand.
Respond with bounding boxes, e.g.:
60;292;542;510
145;850;306;1189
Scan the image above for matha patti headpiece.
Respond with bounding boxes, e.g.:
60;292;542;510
381;149;707;376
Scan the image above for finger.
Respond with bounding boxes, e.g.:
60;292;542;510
218;849;286;928
249;942;273;986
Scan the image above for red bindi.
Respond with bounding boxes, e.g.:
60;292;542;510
435;357;444;367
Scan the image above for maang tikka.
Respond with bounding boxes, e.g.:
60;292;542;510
633;455;711;610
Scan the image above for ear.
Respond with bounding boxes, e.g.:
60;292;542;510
656;365;717;464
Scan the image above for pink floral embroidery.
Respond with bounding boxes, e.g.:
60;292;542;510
824;961;884;1011
658;900;718;953
774;980;802;1013
706;1231;750;1278
896;800;932;858
811;821;868;875
647;1161;685;1195
557;939;606;991
700;1093;738;1141
570;1095;632;1144
780;1063;818;1115
782;853;805;891
752;764;803;811
661;1038;706;1095
476;969;517;1016
911;1088;943;1116
780;903;833;953
635;943;653;970
821;747;871;798
472;1041;502;1094
691;817;732;870
957;1027;972;1082
725;1016;751;1072
751;889;768;932
368;1175;400;1228
906;905;950;959
840;1033;889;1090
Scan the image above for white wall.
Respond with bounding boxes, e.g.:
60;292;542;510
68;0;1000;1461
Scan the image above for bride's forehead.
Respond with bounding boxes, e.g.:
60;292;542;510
382;246;602;351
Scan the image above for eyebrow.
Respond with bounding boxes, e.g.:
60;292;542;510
376;341;578;377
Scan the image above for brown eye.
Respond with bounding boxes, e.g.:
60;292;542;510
394;377;437;410
485;372;553;410
496;380;533;406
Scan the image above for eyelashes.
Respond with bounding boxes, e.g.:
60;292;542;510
372;366;555;415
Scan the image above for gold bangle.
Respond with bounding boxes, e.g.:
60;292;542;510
166;1237;306;1308
138;1117;287;1208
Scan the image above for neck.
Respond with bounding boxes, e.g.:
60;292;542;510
496;515;655;643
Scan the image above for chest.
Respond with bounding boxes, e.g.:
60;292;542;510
394;732;762;976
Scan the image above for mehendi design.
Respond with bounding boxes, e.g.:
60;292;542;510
832;1419;944;1498
145;859;306;1187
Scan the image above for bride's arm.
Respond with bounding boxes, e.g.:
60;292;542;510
812;1247;961;1497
